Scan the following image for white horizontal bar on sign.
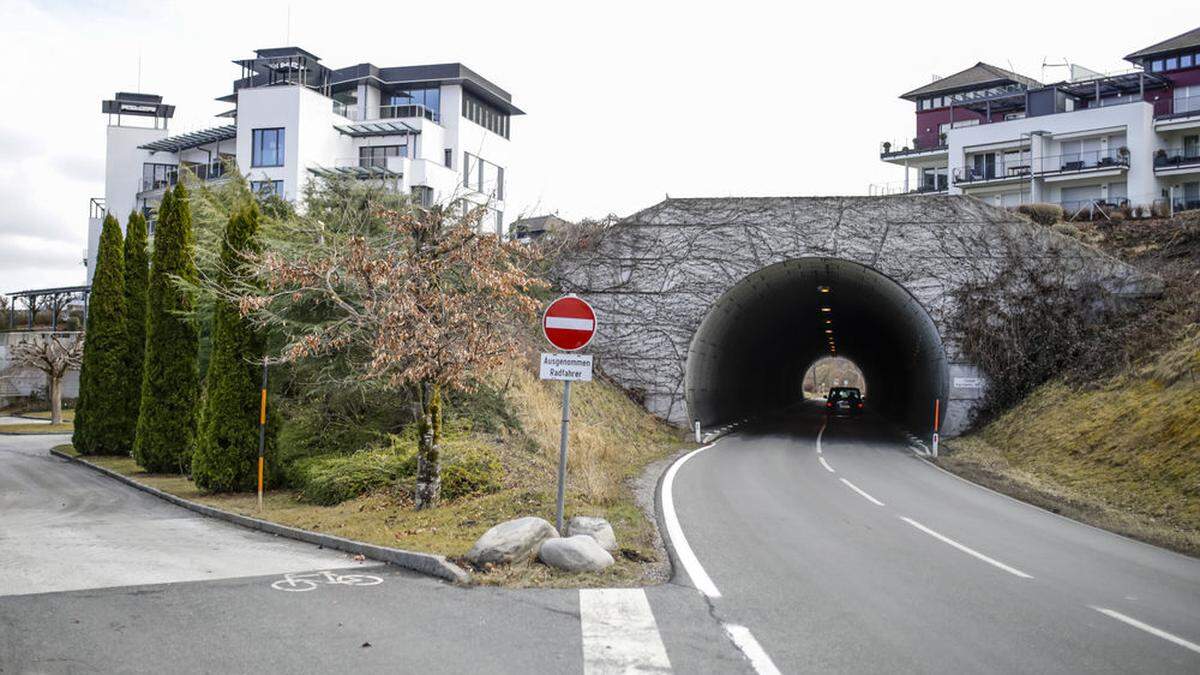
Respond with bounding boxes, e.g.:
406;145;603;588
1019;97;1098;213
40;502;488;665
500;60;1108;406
545;316;595;331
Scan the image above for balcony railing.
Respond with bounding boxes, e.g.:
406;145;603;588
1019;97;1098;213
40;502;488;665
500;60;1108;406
140;162;228;192
1036;149;1129;176
953;155;1033;184
1153;147;1200;170
332;102;439;123
880;137;947;157
1155;94;1200;120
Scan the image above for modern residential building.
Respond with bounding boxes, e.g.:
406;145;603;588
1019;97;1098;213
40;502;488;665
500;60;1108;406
86;47;522;283
878;27;1200;216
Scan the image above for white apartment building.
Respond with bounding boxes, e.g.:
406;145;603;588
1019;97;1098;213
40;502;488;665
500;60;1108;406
86;47;522;283
878;27;1200;217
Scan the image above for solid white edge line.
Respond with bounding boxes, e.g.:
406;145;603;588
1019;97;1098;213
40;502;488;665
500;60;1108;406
1090;607;1200;655
661;444;722;598
816;418;826;454
818;456;835;473
840;478;885;506
724;624;783;675
900;517;1034;579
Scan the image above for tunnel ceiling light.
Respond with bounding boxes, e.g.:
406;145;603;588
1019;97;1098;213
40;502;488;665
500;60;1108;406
824;319;832;324
820;307;831;313
818;286;831;293
825;329;833;333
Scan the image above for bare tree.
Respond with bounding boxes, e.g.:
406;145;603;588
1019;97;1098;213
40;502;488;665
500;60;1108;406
11;335;84;424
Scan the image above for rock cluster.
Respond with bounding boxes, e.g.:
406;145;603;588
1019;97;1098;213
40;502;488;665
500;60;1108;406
467;515;618;572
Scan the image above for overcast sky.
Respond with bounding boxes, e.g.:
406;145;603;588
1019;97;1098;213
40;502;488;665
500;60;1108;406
0;0;1194;294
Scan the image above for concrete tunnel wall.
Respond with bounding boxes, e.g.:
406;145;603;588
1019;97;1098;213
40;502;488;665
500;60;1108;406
685;258;948;433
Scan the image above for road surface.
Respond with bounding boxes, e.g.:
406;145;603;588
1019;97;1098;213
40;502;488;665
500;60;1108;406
664;403;1200;673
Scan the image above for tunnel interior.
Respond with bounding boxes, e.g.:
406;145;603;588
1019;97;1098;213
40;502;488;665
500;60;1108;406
686;258;948;432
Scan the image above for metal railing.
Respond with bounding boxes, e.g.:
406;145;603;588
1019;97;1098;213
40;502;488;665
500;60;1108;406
953;154;1033;184
140;162;228;192
1036;148;1129;175
1153;147;1200;170
330;102;439;123
1155;94;1200;120
1060;198;1129;222
880;137;947;157
332;100;355;117
88;197;105;219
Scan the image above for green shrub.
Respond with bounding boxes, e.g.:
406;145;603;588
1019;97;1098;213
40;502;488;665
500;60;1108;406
193;204;276;492
440;448;503;501
1017;203;1064;226
134;183;201;474
74;214;130;455
288;448;417;506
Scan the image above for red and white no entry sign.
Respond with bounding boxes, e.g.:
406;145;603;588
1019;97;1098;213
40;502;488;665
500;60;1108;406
543;295;596;351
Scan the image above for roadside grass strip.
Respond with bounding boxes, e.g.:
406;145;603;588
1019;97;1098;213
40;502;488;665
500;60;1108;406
580;589;672;674
900;516;1034;579
1090;607;1200;655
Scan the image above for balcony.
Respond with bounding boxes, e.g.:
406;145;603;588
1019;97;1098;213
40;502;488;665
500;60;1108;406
1154;94;1200;125
1153;147;1200;175
331;102;439;124
309;156;408;181
880;137;947;161
1035;149;1129;180
953;154;1033;186
139;161;229;193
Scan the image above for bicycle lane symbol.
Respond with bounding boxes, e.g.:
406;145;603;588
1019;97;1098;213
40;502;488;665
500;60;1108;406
270;570;385;592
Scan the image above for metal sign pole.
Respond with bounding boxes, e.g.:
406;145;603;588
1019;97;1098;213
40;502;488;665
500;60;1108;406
257;357;268;512
555;379;572;535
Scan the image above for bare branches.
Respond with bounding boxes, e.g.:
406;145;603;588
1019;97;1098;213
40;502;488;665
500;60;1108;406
10;334;84;379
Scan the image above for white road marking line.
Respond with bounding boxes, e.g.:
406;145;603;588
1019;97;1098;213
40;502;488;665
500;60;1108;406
840;478;885;506
900;517;1033;579
545;316;595;331
816;418;826;454
1090;607;1200;655
580;589;672;674
724;624;783;675
661;444;722;598
818;456;835;473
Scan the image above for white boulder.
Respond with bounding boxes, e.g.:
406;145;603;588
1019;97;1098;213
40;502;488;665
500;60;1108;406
467;516;557;565
566;516;618;552
538;535;615;572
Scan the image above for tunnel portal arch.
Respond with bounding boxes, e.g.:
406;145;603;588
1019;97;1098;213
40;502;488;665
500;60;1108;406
685;258;948;433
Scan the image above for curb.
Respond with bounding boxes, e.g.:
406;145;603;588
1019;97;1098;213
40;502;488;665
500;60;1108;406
0;428;71;436
49;449;471;585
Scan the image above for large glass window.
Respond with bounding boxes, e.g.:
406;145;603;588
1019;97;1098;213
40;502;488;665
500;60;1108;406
461;92;510;138
1166;57;1179;70
251;128;285;167
386;87;441;122
358;144;407;168
1183;54;1194;69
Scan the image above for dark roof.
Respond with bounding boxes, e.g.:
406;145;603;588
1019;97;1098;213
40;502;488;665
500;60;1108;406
900;62;1042;100
330;62;523;115
512;215;569;232
254;46;322;61
139;125;237;153
1125;26;1200;61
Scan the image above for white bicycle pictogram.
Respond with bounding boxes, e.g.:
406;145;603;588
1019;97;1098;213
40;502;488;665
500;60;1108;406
270;570;384;592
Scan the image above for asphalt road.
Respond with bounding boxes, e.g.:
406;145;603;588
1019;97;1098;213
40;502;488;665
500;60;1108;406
0;432;745;674
666;403;1200;673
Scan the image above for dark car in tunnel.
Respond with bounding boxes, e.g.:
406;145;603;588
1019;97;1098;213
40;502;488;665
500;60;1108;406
826;387;864;416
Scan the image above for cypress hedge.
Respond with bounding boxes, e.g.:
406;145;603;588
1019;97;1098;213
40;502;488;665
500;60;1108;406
193;203;277;491
73;214;129;455
122;210;150;444
133;184;200;473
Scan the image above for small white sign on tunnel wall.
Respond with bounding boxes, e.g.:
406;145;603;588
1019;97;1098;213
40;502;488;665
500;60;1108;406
953;377;985;389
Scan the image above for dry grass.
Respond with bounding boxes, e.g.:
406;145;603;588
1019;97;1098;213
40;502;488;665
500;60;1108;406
1;422;73;434
20;410;75;421
54;366;689;587
942;327;1200;556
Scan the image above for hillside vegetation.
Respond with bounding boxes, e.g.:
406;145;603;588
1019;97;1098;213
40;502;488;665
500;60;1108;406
944;211;1200;555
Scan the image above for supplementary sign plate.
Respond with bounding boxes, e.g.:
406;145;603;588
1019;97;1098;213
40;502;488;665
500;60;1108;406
540;353;593;381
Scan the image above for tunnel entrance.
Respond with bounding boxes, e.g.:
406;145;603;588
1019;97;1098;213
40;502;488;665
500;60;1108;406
685;258;948;432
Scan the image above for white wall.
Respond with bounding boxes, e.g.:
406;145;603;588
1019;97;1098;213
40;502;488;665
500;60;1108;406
88;124;168;283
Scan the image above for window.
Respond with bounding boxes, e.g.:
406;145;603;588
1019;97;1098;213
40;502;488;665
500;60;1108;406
142;163;177;191
358;145;406;168
251;128;285;167
1166;57;1179;70
444;148;453;168
1183;54;1194;69
411;186;434;208
496;167;504;201
249;180;284;198
385;87;440;122
461;92;510;138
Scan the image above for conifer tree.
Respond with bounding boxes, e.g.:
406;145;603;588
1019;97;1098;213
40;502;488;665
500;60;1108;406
193;203;276;491
133;184;200;473
73;214;129;455
122;210;150;443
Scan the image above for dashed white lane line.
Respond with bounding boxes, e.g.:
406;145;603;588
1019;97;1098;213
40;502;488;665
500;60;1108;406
661;444;722;598
900;517;1034;579
724;624;783;675
1090;607;1200;655
839;478;884;506
580;589;672;674
660;443;782;674
818;456;836;473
